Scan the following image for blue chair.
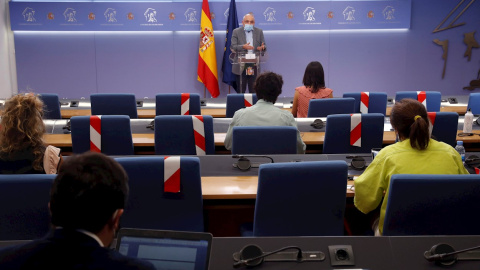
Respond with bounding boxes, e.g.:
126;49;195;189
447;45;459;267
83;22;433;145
90;93;138;118
156;93;201;115
232;126;297;155
323;113;384;154
39;93;62;119
71;115;134;155
116;156;204;232
0;174;55;240
226;93;258;118
154;115;215;155
343;92;388;115
466;93;480;114
383;174;480;236
307;97;355;117
395;91;441;112
428;112;459;147
253;161;348;236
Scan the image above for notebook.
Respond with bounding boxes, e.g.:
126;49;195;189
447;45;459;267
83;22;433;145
115;228;213;270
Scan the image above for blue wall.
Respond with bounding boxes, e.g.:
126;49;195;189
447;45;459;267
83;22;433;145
12;0;480;99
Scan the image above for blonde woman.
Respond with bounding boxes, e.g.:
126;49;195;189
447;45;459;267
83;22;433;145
0;93;62;174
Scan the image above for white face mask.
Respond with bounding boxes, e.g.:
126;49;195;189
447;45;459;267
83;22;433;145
244;24;253;32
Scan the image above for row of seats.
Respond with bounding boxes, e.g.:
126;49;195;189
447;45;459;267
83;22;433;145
1;159;479;240
39;91;480;119
69;111;459;156
39;93;248;119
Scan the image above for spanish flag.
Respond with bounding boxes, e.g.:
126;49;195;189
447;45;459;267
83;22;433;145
197;0;220;98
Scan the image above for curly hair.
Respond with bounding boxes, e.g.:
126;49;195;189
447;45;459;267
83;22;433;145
0;93;46;170
254;72;283;103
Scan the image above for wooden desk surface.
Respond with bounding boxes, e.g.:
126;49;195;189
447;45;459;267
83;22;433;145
60;108;292;119
201;176;355;199
43;130;478;148
60;105;466;119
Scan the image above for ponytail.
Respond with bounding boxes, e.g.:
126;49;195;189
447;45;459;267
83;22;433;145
409;115;430;150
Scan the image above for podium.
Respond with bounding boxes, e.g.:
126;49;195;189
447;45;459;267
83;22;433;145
230;51;266;93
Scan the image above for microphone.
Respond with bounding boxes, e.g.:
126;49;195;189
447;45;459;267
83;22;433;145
232;155;274;171
233;245;324;268
232;154;274;163
424;243;480;266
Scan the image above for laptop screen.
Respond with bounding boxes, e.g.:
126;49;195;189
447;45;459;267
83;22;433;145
116;228;212;270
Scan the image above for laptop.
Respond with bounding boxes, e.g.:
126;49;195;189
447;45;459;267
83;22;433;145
115;228;213;270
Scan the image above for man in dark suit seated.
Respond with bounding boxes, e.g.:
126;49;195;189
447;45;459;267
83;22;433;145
0;152;155;270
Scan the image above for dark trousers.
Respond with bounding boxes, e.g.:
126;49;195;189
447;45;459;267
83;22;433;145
235;65;257;93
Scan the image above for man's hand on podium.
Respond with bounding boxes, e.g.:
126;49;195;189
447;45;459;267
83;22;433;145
257;42;265;51
243;42;254;50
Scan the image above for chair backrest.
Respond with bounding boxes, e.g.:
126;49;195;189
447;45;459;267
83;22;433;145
467;93;480;114
343;92;388;115
39;93;62;119
90;93;138;118
226;94;258;118
253;161;348;236
155;93;201;115
0;174;55;240
323;113;384;154
232;126;297;154
428;112;459;147
307;97;355;117
383;174;480;236
71;115;134;155
154;115;215;155
394;91;441;112
115;156;204;232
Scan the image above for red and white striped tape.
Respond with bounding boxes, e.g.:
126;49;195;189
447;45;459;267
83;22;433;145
181;93;190;115
192;115;206;155
360;92;370;114
427;112;436;136
244;94;253;107
350;114;362;147
164;156;181;193
417;91;427;110
427;112;436;126
90;115;102;152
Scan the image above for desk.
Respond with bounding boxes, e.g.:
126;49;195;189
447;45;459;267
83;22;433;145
209;235;480;270
45;130;480;152
201;176;355;199
60;105;468;118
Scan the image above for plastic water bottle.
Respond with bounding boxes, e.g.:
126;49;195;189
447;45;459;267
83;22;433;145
455;141;465;162
463;108;474;133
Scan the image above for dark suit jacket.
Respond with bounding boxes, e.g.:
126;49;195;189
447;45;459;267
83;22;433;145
230;26;266;75
0;229;155;270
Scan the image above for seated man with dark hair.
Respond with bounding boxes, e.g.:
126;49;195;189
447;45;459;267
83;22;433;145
224;71;306;153
0;152;155;270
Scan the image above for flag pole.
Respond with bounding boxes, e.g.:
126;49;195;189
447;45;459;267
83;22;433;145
228;85;231;94
204;86;206;98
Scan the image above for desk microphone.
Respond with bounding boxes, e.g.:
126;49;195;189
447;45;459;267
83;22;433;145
233;244;325;268
424;243;480;266
232;155;274;171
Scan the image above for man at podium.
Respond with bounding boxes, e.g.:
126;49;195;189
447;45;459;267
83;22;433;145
231;13;266;93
